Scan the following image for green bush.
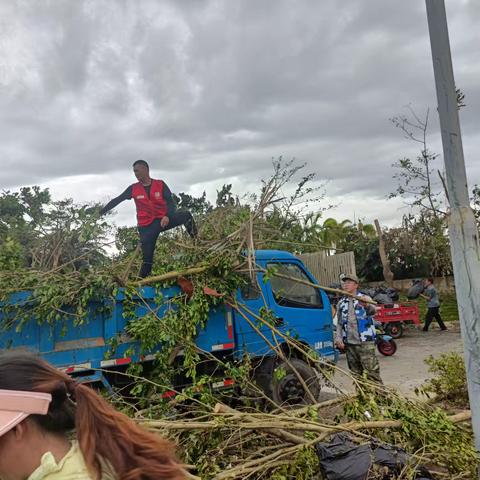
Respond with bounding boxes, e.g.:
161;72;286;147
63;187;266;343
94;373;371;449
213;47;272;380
423;352;468;407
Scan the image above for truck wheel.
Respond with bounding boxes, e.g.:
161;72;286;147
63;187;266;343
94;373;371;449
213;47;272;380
270;358;320;406
385;322;403;339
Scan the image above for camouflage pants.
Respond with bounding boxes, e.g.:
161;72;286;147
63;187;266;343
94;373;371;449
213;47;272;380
345;343;382;384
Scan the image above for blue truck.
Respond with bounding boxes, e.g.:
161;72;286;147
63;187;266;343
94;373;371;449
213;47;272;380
0;250;336;403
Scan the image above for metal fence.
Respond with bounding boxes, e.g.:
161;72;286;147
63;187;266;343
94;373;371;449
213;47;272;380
297;251;356;286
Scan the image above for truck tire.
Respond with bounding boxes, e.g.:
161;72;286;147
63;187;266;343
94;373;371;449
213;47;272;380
270;358;321;406
249;356;276;401
384;322;403;339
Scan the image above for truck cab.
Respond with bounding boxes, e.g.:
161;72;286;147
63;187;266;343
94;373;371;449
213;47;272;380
232;250;335;359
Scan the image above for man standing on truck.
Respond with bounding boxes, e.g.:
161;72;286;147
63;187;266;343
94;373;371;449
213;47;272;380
422;277;447;332
334;273;382;384
100;160;197;278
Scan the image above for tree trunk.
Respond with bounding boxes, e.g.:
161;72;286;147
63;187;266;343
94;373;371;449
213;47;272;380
374;219;394;287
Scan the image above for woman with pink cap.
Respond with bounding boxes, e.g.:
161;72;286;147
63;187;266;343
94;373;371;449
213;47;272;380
0;352;186;480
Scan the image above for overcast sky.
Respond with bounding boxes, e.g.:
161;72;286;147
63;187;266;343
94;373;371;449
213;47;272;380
1;0;479;228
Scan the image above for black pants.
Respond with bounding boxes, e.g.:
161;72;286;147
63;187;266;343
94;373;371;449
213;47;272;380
423;306;447;331
138;210;197;278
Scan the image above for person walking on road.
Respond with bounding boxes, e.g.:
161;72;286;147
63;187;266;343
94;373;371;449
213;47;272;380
422;277;447;332
334;273;382;384
100;160;197;278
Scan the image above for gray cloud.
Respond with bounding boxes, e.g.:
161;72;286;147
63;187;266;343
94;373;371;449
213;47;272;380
0;0;479;227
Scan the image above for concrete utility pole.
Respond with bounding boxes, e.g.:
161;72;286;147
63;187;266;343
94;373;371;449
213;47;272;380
425;0;480;464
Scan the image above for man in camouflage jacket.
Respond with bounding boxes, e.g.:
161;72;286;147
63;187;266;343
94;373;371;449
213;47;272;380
335;273;382;383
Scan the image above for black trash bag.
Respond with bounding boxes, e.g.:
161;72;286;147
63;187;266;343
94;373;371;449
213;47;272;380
373;293;395;305
373;443;433;478
362;287;377;299
407;280;424;300
316;434;371;480
385;288;399;302
316;434;435;480
362;286;399;304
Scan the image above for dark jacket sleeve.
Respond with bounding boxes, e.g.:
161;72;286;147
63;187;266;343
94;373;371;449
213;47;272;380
162;182;176;217
100;186;132;215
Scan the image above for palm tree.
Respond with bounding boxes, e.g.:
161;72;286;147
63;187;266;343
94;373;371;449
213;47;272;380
319;218;352;251
302;212;323;238
357;221;376;239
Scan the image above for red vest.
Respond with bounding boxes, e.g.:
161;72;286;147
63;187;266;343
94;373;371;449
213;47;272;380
132;179;168;226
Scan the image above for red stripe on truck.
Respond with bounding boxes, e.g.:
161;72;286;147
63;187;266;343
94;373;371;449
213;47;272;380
115;357;132;366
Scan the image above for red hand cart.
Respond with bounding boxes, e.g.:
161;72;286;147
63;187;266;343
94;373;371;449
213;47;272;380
374;303;420;338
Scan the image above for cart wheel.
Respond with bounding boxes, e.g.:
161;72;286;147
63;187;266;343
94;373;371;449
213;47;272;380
377;339;397;356
385;322;403;339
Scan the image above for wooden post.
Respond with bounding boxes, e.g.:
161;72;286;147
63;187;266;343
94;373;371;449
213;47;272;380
426;0;480;466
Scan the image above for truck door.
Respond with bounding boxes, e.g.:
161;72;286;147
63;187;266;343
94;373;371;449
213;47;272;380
232;272;281;358
264;261;335;360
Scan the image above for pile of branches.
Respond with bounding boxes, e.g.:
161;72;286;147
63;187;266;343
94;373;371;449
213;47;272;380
123;374;476;480
114;310;477;480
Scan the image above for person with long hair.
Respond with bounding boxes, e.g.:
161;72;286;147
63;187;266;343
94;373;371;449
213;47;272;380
0;352;186;480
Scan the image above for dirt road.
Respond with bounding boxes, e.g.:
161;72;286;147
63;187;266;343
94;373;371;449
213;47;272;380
330;323;463;396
